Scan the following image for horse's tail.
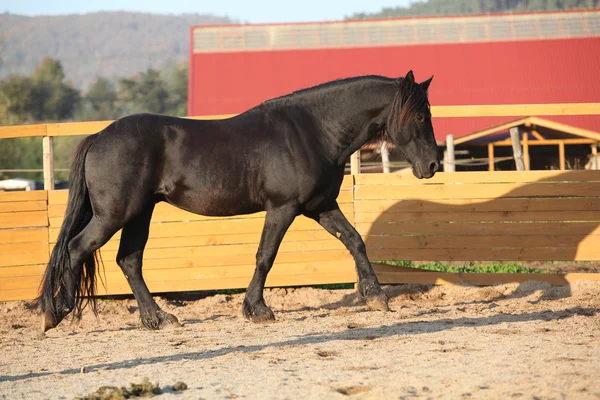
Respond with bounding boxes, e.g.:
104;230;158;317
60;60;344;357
36;134;100;330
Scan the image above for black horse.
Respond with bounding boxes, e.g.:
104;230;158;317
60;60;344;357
37;70;439;332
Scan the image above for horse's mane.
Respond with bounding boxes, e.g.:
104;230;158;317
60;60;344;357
262;75;396;106
258;73;430;150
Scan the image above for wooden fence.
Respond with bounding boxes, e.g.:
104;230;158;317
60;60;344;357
2;170;600;302
2;103;600;302
1;179;356;302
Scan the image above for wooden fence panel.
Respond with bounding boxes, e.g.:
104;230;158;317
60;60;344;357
0;191;49;301
356;171;600;264
16;175;356;300
3;170;600;301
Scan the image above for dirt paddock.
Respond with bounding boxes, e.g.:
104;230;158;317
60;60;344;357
1;281;599;399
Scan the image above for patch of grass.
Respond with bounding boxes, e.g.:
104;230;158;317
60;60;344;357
373;260;551;274
310;283;355;290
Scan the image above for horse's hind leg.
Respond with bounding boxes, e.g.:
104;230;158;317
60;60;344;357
243;204;297;323
305;203;389;312
42;217;121;331
117;204;181;330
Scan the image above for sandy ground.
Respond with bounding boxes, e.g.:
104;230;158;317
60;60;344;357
1;281;599;400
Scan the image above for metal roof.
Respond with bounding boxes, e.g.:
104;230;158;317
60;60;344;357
192;10;600;53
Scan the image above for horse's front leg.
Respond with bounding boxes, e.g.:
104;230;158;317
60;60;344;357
305;203;389;312
243;204;297;323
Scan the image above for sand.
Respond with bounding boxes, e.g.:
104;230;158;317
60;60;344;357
1;280;599;399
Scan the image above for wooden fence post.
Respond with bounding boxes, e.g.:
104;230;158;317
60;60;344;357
380;141;390;173
487;143;495;171
350;150;361;175
43;136;55;190
509;127;525;171
444;134;455;172
522;132;530;170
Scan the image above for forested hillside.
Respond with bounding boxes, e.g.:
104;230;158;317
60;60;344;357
348;0;598;19
0;12;231;88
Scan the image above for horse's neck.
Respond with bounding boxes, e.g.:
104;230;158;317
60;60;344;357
312;83;396;165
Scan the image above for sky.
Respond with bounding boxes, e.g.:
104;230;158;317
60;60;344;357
1;0;413;23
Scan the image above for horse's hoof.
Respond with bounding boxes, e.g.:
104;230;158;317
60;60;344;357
142;311;182;330
242;300;276;323
365;295;390;312
159;312;182;329
358;281;390;312
41;313;57;333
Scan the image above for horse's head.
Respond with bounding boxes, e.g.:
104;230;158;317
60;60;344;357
386;70;439;179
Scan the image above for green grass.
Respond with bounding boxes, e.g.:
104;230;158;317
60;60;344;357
373;260;551;274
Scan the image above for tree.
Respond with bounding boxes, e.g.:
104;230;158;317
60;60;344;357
31;57;81;122
117;68;169;115
346;0;597;19
164;62;188;116
82;76;118;120
0;58;80;182
0;75;36;124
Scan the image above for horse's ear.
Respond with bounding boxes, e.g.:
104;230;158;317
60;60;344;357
400;70;415;95
420;75;433;91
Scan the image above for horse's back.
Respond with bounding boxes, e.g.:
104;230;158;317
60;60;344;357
83;110;343;219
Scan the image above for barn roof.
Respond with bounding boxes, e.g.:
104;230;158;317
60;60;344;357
453;116;600;146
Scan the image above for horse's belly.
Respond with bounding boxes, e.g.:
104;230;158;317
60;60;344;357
164;187;262;217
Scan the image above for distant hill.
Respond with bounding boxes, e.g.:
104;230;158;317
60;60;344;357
0;12;232;88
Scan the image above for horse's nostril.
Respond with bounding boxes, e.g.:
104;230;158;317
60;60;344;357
429;161;439;174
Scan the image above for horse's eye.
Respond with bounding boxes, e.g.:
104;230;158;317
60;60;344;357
416;113;424;122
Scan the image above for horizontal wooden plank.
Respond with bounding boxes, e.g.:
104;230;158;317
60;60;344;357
0;123;46;139
0;251;48;267
358;222;600;236
372;264;600;286
355;182;600;200
369;247;600;261
0;200;47;213
354;197;600;213
48;210;354;234
51;239;349;260
365;235;600;250
50;216;329;241
67;236;347;256
48;187;354;206
0;260;356;299
0;228;47;244
355;171;600;186
355;211;600;224
72;249;354;271
47;203;354;223
431;103;600;118
0;261;353;291
0;264;46;278
46;121;112;137
0;211;48;229
0;241;48;255
2;102;598;141
0;270;357;302
0;191;47;202
49;229;337;247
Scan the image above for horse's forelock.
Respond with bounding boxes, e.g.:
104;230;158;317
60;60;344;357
385;84;429;136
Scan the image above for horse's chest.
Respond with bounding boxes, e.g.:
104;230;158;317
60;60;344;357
300;176;343;211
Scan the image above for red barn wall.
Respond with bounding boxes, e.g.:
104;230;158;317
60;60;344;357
189;37;600;141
